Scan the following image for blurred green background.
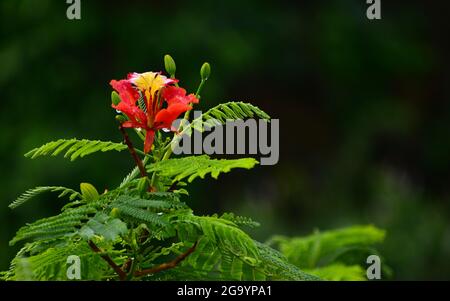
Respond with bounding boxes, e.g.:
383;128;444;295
1;0;449;279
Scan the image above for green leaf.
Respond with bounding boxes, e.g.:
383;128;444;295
182;102;270;134
9;186;81;209
305;264;366;281
148;155;258;183
269;225;385;268
10;205;98;246
220;212;260;229
201;101;269;125
110;195;180;229
80;183;100;202
176;214;261;280
24;139;127;161
79;213;127;241
120;156;150;188
256;242;321;280
4;241;121;280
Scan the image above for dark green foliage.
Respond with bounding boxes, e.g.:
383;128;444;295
1;0;446;280
9;203;99;246
5;132;338;280
255;242;321;281
268;225;386;280
3;67;386;280
79;213;128;242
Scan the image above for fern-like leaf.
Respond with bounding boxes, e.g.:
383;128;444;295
24;139;127;161
304;263;365;281
120;157;150;187
114;205;169;227
10;205;98;246
220;212;260;229
9;186;81;209
190;102;270;131
256;242;321;280
268;225;385;269
148;155;258;183
173;214;319;280
110;195;178;228
5;241;122;280
79;213;128;242
175;214;261;280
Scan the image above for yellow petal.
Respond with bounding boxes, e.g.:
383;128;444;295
131;72;167;98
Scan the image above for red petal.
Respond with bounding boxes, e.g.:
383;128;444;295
110;79;139;105
144;130;155;153
113;102;148;126
163;86;199;105
154;102;192;129
163;86;185;101
186;93;199;104
121;121;145;129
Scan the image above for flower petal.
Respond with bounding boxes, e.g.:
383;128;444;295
163;86;199;105
153;102;192;130
122;121;145;129
110;79;139;105
144;130;155;153
112;101;148;127
128;72;177;96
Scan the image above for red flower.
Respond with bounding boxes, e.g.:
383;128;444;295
111;72;199;153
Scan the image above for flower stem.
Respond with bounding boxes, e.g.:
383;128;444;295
88;240;126;281
134;129;145;141
195;79;206;98
133;241;198;278
119;125;147;178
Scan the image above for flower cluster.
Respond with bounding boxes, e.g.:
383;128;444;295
111;72;199;153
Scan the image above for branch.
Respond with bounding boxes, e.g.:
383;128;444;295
122;258;133;273
88;240;127;281
134;241;198;277
118;125;147;178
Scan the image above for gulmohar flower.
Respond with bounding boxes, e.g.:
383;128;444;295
111;71;199;153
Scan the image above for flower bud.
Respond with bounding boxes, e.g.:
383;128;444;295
137;177;149;196
200;62;211;81
111;91;121;105
115;115;127;123
80;183;99;202
110;207;120;218
164;54;176;77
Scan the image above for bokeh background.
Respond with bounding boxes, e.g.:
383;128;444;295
1;0;449;279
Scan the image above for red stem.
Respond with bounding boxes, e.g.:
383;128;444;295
133;241;198;277
88;240;127;281
119;125;147;177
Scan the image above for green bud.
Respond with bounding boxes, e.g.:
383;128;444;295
164;54;176;77
115;115;127;123
200;62;211;81
80;183;99;202
110;207;120;218
111;91;121;105
137;177;149;196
